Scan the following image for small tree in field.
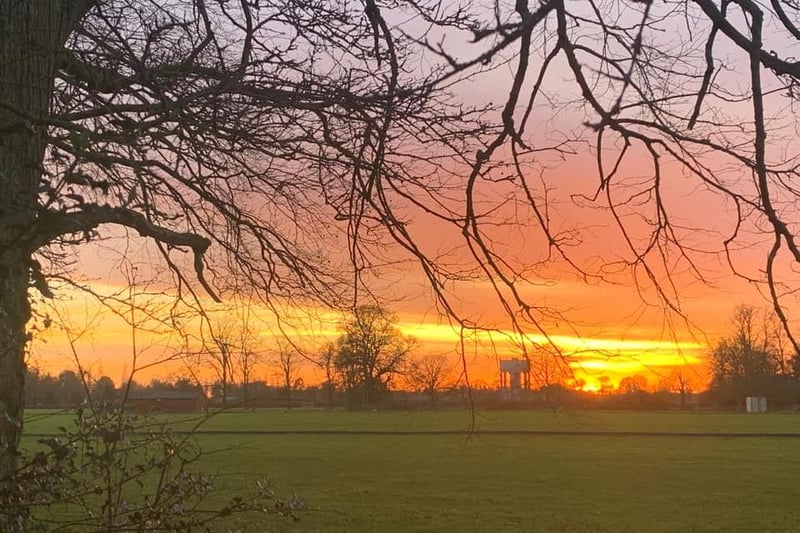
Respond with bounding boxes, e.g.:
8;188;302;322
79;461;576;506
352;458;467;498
316;343;338;409
405;354;453;408
273;345;303;408
335;306;412;407
669;370;694;410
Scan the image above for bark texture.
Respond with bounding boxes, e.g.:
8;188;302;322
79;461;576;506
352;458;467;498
0;0;71;492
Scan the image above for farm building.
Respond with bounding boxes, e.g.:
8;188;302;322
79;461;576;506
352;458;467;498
126;390;204;413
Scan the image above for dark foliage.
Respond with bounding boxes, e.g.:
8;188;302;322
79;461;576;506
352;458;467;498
0;406;302;531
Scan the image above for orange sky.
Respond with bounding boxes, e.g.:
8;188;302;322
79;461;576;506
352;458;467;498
29;251;759;393
28;142;786;393
28;11;800;393
27;136;791;393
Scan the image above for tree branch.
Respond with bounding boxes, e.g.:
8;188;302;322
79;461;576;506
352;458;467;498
34;205;220;301
692;0;800;79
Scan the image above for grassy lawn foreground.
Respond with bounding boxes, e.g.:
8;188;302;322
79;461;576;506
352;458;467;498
206;433;800;533
21;409;800;532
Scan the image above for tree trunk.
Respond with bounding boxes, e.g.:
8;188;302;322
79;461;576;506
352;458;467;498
429;387;438;409
0;268;29;479
0;1;73;511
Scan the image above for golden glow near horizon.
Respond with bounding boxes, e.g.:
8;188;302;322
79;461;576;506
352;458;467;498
31;279;709;392
396;320;706;389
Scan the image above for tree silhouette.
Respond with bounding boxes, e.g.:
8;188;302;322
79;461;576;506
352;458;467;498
710;305;782;406
273;343;303;408
669;369;694;411
316;343;339;409
90;375;116;403
0;0;476;486
405;353;453;408
335;306;412;407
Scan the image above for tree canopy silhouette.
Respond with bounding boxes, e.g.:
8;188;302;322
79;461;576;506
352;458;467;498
0;0;479;488
334;305;412;407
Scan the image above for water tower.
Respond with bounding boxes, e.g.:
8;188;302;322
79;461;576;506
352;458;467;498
499;358;531;390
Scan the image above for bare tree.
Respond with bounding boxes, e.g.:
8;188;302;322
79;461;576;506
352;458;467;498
316;343;338;409
618;374;649;395
598;376;614;396
238;342;261;408
207;325;236;408
669;369;694;410
230;305;263;408
335;306;413;407
198;313;263;408
405;353;453;408
529;346;572;390
272;345;303;408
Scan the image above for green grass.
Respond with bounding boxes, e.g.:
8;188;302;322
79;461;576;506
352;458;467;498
21;409;800;532
24;408;800;434
203;433;800;533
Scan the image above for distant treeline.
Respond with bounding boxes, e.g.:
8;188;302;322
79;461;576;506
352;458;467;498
24;367;800;411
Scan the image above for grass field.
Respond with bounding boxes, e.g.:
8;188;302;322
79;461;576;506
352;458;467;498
21;409;800;532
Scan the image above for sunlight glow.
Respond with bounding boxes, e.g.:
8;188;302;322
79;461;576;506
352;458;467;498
31;280;708;388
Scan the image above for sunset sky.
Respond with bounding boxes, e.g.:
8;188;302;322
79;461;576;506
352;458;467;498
26;1;800;395
29;115;783;392
29;228;762;393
